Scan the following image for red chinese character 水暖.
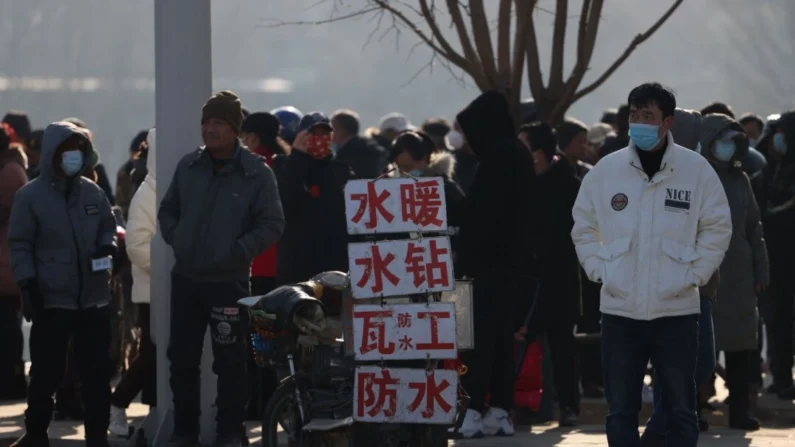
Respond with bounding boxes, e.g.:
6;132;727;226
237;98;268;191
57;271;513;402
357;369;400;418
355;245;400;293
407;372;453;418
351;182;394;229
354;310;396;355
400;180;443;227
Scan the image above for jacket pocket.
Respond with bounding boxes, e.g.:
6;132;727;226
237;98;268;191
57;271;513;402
596;236;634;299
657;238;699;300
35;249;72;293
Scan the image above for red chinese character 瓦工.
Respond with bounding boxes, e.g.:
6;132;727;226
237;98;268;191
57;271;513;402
351;182;394;229
407;372;453;417
416;311;455;351
400;180;443;227
355;245;400;293
357;369;400;418
404;240;450;289
397;312;412;328
354;310;396;355
398;335;413;351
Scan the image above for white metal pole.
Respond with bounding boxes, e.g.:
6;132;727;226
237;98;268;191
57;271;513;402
153;0;215;445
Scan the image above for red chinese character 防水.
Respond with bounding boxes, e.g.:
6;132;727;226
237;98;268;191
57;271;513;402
400;180;443;227
355;245;400;293
407;372;453;418
416;311;455;351
351;182;394;229
357;370;400;417
354;310;396;355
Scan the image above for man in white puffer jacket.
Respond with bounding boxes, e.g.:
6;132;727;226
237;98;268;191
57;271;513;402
571;83;732;447
109;128;157;436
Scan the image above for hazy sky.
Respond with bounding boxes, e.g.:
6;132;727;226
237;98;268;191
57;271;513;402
1;0;793;175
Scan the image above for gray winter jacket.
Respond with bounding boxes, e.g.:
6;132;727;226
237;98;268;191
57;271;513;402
698;114;770;352
158;143;285;282
8;122;116;309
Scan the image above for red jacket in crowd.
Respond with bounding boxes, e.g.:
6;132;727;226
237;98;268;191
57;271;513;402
250;145;279;278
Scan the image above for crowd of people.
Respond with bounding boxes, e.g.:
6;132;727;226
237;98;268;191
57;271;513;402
0;82;793;447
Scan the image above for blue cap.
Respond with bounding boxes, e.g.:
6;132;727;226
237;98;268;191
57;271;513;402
296;112;332;134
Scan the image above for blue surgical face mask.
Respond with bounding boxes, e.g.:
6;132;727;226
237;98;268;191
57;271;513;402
713;141;735;162
408;168;424;177
774;133;788;155
61;151;84;177
629;123;662;151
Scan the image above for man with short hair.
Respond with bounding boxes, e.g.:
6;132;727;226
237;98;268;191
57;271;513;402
421;117;453;152
331;109;387;179
556;118;592;179
739;113;765;147
700;101;735;119
572;82;732;447
158;90;285;447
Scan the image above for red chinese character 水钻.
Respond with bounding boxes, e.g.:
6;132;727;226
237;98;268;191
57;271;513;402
354;310;396;355
400;180;443;228
355;245;400;293
398;335;413;351
351;182;394;229
397;312;412;328
357;370;400;418
404;240;450;289
407;372;453;418
416;311;455;351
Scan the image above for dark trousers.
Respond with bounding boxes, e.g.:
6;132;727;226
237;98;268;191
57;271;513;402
768;272;794;388
26;306;111;440
536;321;580;413
460;276;516;413
724;350;756;420
168;274;249;436
602;313;699;447
0;296;26;400
579;280;603;389
247;277;279;419
111;304;156;408
646;296;715;435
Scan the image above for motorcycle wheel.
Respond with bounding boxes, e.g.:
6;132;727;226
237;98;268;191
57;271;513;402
262;380;330;447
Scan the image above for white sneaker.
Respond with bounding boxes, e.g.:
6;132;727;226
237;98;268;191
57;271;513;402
449;409;485;438
483;407;515;436
109;405;129;437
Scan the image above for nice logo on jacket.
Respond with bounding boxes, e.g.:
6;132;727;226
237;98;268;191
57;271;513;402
664;188;692;213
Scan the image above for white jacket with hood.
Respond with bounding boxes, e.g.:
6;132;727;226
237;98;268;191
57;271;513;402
127;128;155;304
571;132;732;321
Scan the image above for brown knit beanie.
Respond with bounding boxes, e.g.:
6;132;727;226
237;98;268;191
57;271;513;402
202;90;243;133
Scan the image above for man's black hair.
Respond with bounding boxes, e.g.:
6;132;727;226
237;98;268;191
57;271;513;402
701;102;734;118
519;121;557;162
627;83;676;118
390;130;434;162
600;108;618;127
331;109;360;136
616;104;630;135
739;113;764;128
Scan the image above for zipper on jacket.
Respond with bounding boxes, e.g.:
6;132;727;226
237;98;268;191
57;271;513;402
65;197;84;310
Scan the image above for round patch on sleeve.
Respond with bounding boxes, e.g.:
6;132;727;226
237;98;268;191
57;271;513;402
611;193;628;211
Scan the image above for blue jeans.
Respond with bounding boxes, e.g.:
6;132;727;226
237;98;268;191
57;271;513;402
645;297;715;437
601;312;699;447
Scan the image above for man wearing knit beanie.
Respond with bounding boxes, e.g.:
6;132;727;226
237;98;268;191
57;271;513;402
159;90;285;446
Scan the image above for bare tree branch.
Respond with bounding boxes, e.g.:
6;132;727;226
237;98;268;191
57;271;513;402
418;0;472;74
524;7;546;100
510;0;535;106
548;0;568;91
262;6;381;28
572;0;684;102
468;0;500;88
496;0;512;84
445;0;489;90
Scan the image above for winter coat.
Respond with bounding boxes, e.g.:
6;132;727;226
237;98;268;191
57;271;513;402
127;129;156;304
764;111;795;273
456;91;538;325
572;132;732;321
453;149;479;194
116;159;135;217
275;150;354;285
8;122;117;309
95;163;114;205
335;136;389;179
532;154;582;323
0;146;28;298
158;141;285;283
697;114;769;351
250;144;281;278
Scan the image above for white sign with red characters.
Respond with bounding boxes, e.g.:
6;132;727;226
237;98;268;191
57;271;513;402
354;366;458;424
348;237;455;299
344;178;448;235
352;302;457;361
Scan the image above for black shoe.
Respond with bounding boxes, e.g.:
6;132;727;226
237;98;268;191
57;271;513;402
167;434;200;447
639;431;665;447
10;433;50;447
213;433;243;447
729;415;760;431
558;407;578;427
776;386;795;400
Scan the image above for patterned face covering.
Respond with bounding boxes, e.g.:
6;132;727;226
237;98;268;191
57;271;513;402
306;134;332;159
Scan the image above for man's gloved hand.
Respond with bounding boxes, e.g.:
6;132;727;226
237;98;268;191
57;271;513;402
20;279;42;323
